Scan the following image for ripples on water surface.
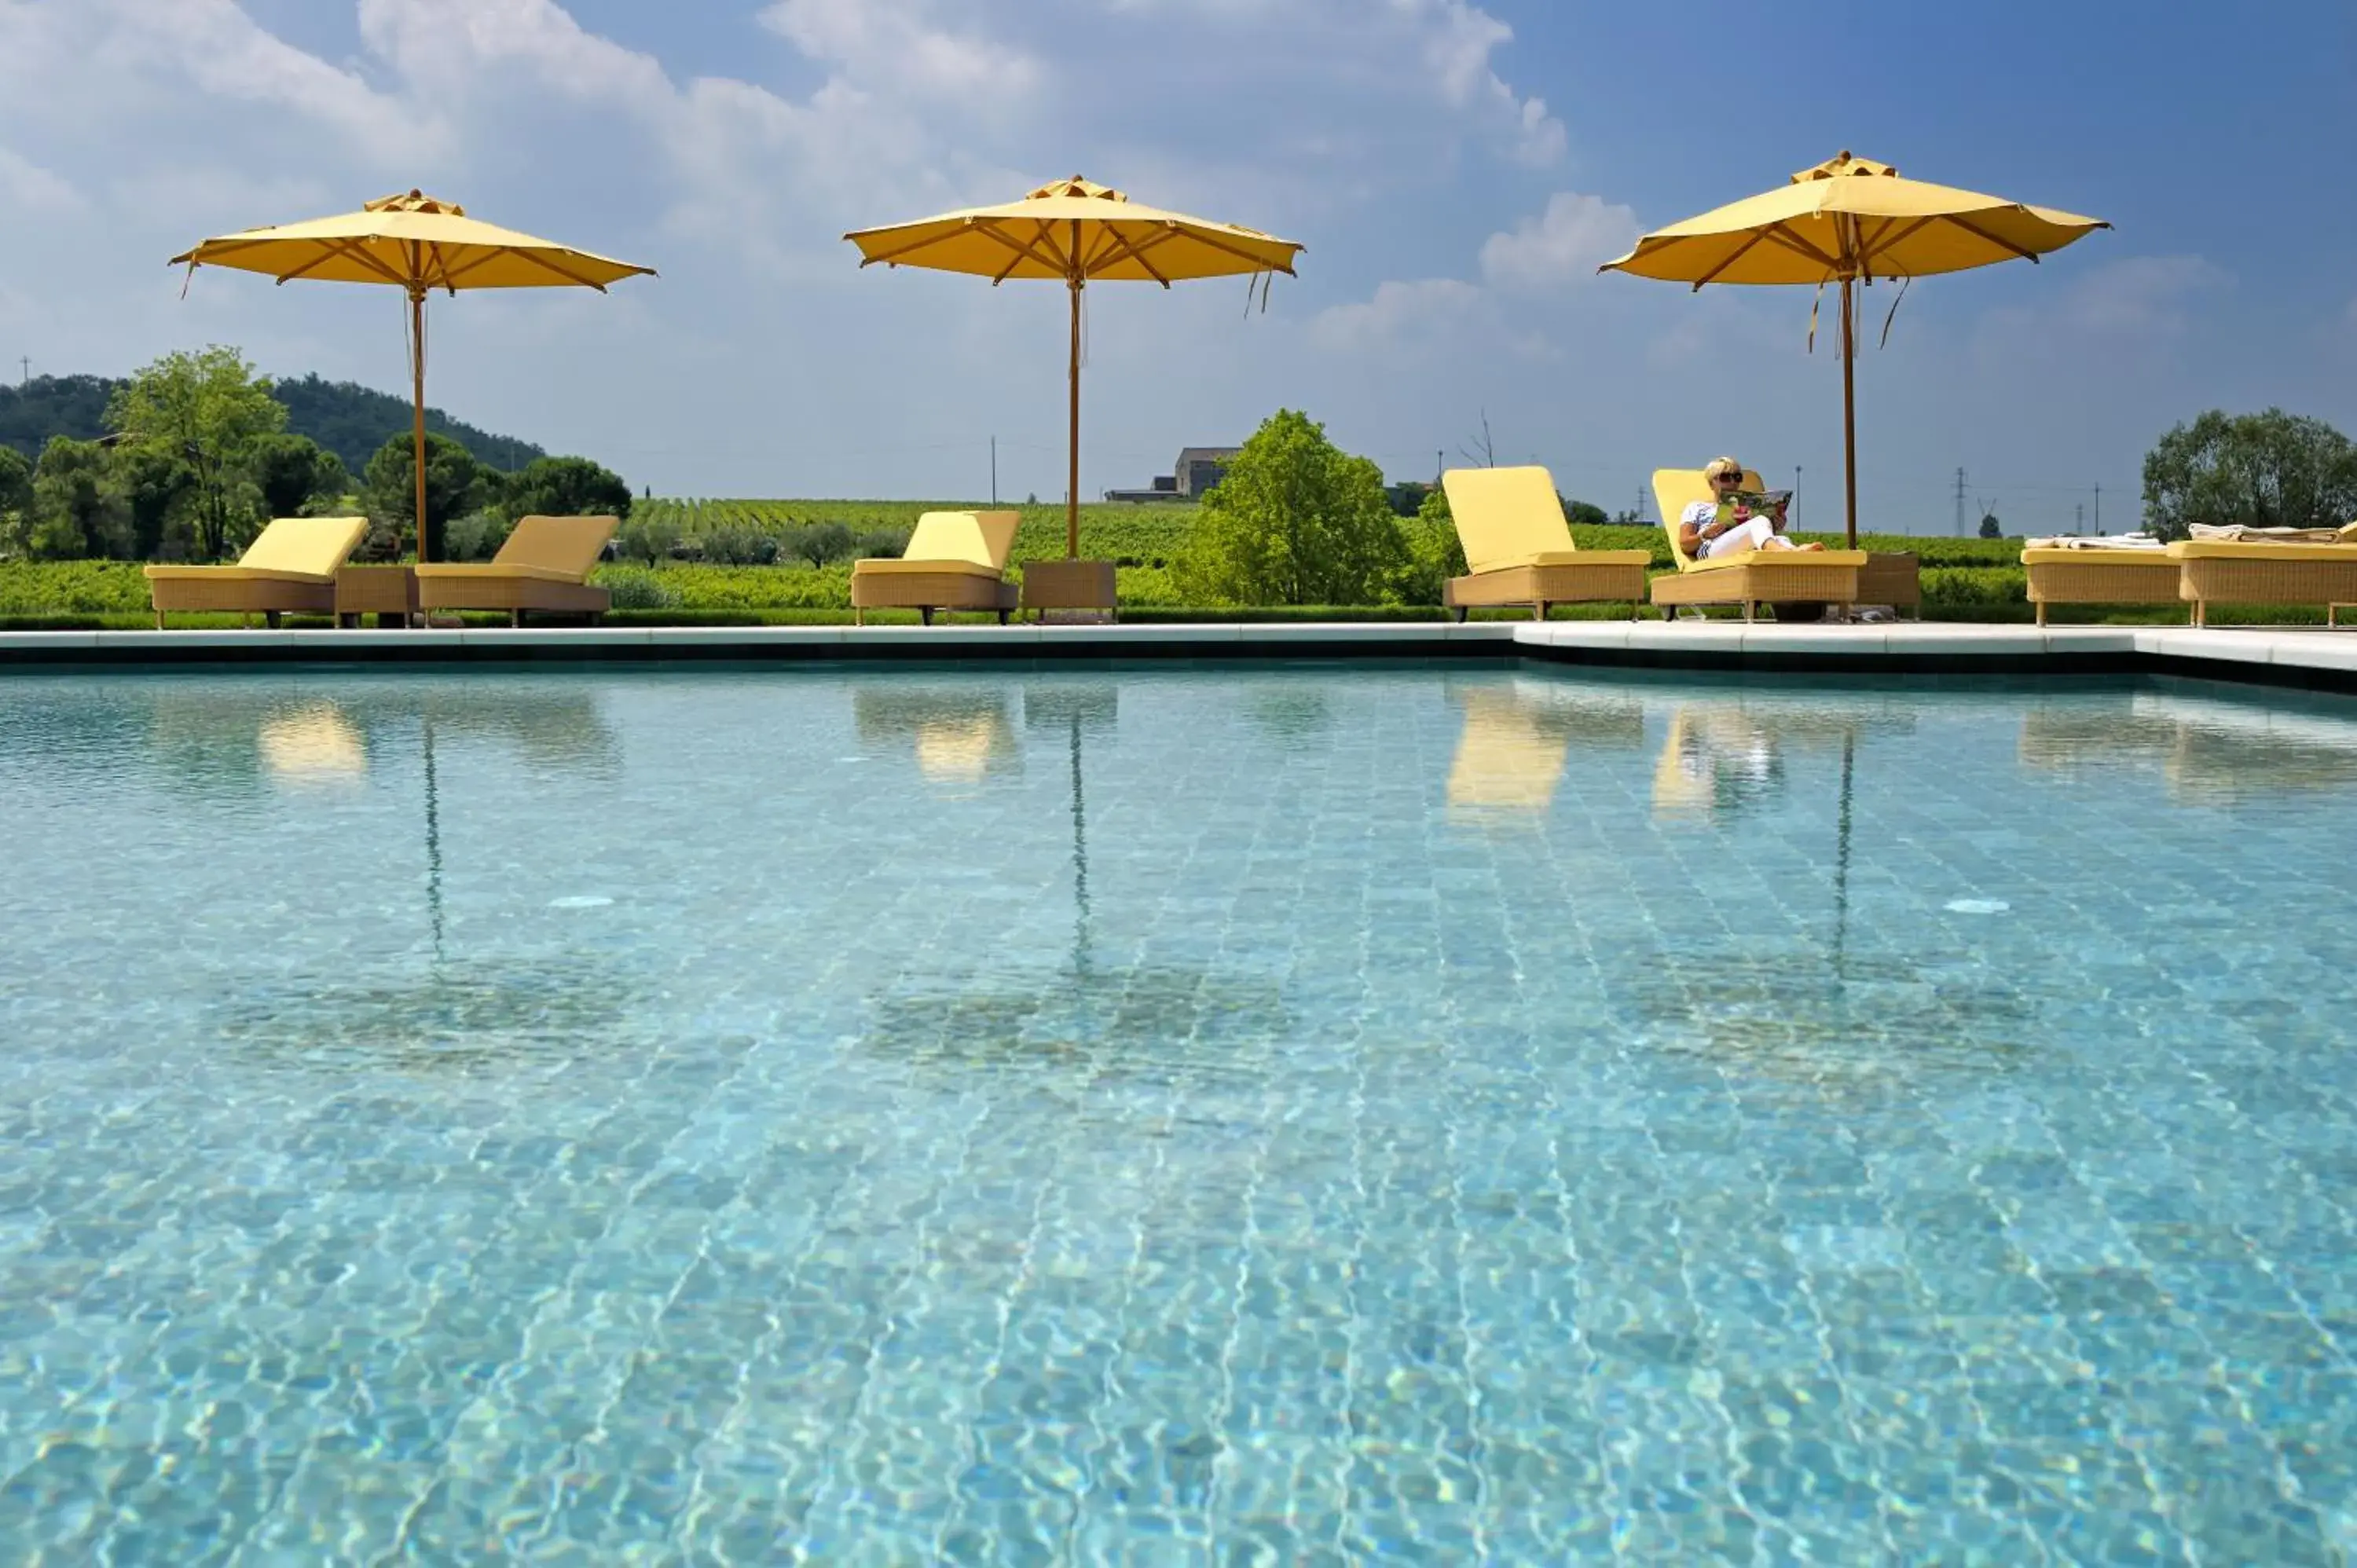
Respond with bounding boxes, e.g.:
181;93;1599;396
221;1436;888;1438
2;668;2355;1563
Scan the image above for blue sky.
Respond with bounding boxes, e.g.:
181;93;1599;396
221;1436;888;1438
1;0;2349;533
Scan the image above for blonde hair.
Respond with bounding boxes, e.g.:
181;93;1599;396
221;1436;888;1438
1703;456;1743;483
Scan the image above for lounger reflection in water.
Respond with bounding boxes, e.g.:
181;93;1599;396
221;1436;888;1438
1651;705;1788;821
1445;680;1645;822
2021;693;2357;804
258;705;368;784
852;687;1021;786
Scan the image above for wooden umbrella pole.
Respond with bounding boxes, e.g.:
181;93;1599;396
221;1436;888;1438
411;288;430;566
1839;273;1858;551
1066;273;1082;560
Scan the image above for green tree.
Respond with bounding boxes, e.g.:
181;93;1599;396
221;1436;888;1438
249;433;350;521
2142;408;2357;542
1978;512;2003;540
0;445;32;559
113;444;200;559
104;346;287;560
498;455;632;523
1171;409;1408;606
1562;496;1609;528
362;432;488;562
27;437;134;559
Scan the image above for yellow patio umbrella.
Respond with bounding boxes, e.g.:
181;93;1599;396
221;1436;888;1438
171;190;654;562
1601;152;2107;546
845;177;1303;559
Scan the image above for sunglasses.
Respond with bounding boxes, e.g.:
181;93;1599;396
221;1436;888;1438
1711;472;1742;485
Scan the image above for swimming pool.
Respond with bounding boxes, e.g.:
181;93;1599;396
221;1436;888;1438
2;667;2353;1563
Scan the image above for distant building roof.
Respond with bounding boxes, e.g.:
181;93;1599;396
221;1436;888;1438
1175;446;1242;467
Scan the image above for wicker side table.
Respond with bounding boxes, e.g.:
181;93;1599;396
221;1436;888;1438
336;566;418;628
1021;559;1119;622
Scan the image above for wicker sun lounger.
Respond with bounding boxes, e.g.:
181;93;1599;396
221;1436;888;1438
1439;467;1652;621
2020;546;2181;625
850;511;1021;625
143;515;370;628
414;514;620;625
1649;470;1868;622
2173;540;2357;627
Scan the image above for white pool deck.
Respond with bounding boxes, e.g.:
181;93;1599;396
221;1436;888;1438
1;621;2353;687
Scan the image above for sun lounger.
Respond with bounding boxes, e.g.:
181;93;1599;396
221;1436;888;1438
143;515;369;628
414;515;619;626
2173;536;2357;627
850;510;1021;625
2020;543;2182;625
1649;470;1869;622
1438;467;1651;621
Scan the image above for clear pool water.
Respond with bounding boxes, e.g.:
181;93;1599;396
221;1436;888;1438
2;666;2355;1564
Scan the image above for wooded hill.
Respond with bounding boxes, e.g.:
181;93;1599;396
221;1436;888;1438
0;372;544;475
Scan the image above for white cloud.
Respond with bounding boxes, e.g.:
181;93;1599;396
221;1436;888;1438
1479;192;1640;291
97;0;438;158
759;0;1042;99
1974;254;2229;365
0;146;82;212
1316;188;1635;351
1402;0;1563;165
1308;277;1481;350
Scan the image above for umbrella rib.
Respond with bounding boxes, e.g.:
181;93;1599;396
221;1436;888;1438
1941;213;2041;263
972;218;1070;279
1856;216;1934;272
1691;228;1776;289
1758;222;1841;272
856;228;964;268
277;237;409;288
426;240;461;295
1091;225;1177;287
509;247;610;290
1171;225;1298;276
438;250;504;286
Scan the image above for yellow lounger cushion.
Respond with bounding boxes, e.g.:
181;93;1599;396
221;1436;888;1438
1482;548;1657;570
2171;540;2357;563
1680;547;1870;573
882;510;1021;573
2019;547;2178;566
144;564;340;586
1441;467;1583;574
410;561;598;584
143;515;368;582
852;558;1004;579
499;514;620;578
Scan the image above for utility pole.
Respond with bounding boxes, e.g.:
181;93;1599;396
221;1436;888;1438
2092;483;2101;536
990;436;998;505
16;356;26;387
2076;502;2085;532
1435;449;1443;487
1954;467;1967;537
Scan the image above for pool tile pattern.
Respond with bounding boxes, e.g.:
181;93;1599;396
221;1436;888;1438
2;670;2355;1563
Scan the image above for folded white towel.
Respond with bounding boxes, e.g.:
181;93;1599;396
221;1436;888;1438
2188;522;2357;544
2024;533;2167;551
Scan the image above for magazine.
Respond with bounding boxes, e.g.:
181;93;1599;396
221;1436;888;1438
1716;489;1791;526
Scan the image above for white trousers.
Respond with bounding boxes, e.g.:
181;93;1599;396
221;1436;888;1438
1701;517;1780;559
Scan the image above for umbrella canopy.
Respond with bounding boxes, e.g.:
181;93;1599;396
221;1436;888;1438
845;177;1303;558
1601;153;2107;545
172;190;654;565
